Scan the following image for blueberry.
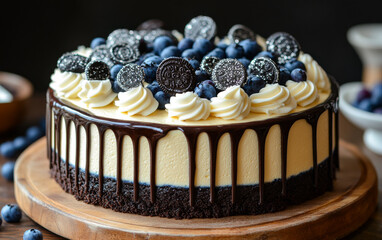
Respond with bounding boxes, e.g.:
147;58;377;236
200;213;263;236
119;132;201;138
373;107;382;114
187;59;200;70
243;75;266;95
136;52;156;65
238;58;250;69
1;161;15;182
255;51;277;62
290;68;307;82
90;37;106;49
371;83;382;107
193;39;214;56
206;48;226;59
194;80;217;100
355;88;372;104
154;91;171;110
26;126;43;143
110;64;123;80
285;59;306;72
141;60;158;84
225;44;245;59
181;49;201;60
160;46;181;58
23;229;43;240
111;80;125;93
153;36;174;55
195;70;209;83
147;81;161;95
1;204;22;223
216;42;228;50
13;136;29;153
178;38;194;52
143;55;163;66
357;98;374;112
239;39;262;59
278;67;291;86
0;141;17;158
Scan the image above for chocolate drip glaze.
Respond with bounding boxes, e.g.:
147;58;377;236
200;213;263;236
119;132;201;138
98;129;105;197
47;77;339;208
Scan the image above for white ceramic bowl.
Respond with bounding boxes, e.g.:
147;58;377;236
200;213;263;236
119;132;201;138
340;82;382;155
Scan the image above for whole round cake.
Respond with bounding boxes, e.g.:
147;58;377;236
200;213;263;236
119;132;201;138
47;16;339;219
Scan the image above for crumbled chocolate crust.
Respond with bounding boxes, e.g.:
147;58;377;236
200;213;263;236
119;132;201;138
51;157;333;219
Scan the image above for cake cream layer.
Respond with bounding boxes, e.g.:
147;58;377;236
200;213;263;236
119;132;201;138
49;91;336;187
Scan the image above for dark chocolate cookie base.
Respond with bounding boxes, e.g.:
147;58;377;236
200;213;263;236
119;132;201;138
51;157;333;219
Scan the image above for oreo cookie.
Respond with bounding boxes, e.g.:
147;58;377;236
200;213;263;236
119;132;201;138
110;43;140;65
228;24;256;43
89;45;114;67
248;57;279;84
266;32;301;65
57;53;88;73
106;29;141;48
85;60;110;80
116;64;145;91
211;59;247;90
136;19;164;31
200;56;221;75
156;57;196;95
184;16;217;41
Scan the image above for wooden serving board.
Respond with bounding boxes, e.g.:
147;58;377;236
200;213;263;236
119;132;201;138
14;138;378;240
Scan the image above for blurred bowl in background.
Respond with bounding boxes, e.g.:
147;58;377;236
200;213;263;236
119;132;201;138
340;81;382;155
0;72;33;133
348;24;382;87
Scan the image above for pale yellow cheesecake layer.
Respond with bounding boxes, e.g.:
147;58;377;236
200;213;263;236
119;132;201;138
50;106;335;187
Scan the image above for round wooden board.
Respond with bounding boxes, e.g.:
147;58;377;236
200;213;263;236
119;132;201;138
14;138;378;240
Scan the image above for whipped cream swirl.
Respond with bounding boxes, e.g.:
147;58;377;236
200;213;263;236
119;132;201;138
298;53;330;92
73;45;93;57
286;80;318;107
210;86;250;120
250;84;296;114
115;85;158;116
78;80;117;108
50;69;84;99
166;92;210;121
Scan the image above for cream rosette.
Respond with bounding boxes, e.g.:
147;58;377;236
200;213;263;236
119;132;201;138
50;69;84;99
210;86;251;120
250;84;297;114
286;80;318;107
165;92;210;121
115;85;158;116
78;80;117;108
298;53;330;92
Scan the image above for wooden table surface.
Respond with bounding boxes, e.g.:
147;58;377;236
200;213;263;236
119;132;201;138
0;93;381;240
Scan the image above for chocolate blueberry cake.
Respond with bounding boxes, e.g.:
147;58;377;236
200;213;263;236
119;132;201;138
47;16;339;219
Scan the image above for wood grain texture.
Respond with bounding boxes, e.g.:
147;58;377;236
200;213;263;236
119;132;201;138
13;138;378;240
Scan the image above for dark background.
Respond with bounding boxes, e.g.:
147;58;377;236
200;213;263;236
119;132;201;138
1;0;382;92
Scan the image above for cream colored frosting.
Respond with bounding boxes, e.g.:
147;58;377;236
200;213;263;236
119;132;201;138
166;92;210;121
50;69;84;99
286;80;319;107
298;53;330;92
78;80;117;108
210;86;251;120
250;84;297;114
73;45;93;57
115;85;158;116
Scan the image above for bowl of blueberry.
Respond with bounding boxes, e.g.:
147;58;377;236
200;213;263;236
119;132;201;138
340;81;382;154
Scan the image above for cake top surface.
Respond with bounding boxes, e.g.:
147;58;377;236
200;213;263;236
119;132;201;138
50;16;332;125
